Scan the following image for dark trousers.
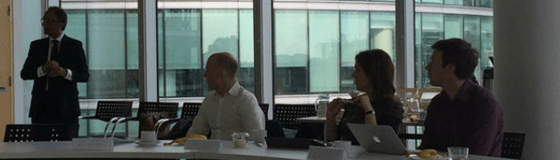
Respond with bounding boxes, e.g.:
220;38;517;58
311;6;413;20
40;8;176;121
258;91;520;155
31;93;79;138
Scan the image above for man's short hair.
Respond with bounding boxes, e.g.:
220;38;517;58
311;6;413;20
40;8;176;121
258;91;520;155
47;7;68;30
431;38;478;80
210;52;239;76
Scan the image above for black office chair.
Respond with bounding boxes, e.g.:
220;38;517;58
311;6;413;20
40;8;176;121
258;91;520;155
181;102;202;119
111;102;179;138
4;124;72;142
501;132;525;159
273;104;316;130
260;103;269;120
79;101;133;138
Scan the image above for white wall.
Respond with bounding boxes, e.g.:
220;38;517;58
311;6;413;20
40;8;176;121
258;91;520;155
494;0;560;159
13;0;43;124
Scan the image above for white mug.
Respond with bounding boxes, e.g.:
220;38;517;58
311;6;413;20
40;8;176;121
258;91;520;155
140;131;157;142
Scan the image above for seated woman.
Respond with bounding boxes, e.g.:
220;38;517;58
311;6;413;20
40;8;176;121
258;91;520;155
326;49;403;144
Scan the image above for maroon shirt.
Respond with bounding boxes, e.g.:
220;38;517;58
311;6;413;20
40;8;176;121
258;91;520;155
419;80;504;157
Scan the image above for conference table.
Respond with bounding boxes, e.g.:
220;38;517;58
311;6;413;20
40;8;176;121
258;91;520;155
0;140;513;160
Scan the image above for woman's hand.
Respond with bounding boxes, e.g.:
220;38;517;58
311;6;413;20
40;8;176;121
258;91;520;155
326;98;345;119
354;94;374;112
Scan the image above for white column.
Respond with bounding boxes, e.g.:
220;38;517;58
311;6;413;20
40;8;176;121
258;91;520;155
494;1;560;159
138;0;158;102
14;0;44;124
395;0;414;88
254;0;274;119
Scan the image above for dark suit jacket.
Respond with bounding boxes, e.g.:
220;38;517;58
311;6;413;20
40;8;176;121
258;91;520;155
21;35;89;121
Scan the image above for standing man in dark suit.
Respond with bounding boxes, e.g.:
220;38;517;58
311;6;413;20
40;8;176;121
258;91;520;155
21;7;89;137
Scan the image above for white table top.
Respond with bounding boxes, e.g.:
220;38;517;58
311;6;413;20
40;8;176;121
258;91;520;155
0;141;513;160
295;116;326;123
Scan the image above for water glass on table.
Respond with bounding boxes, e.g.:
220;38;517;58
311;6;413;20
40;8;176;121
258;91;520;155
333;140;353;158
447;147;469;160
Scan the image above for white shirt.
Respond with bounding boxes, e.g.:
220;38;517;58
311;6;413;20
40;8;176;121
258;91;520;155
37;33;73;81
187;81;265;140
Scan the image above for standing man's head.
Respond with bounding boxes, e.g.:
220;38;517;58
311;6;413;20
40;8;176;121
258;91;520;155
42;7;67;38
204;52;239;95
353;49;396;100
425;38;478;86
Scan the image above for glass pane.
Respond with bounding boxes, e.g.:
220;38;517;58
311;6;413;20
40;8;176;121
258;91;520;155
480;16;493;69
126;11;139;98
416;13;443;87
444;0;462;5
274;10;309;94
422;0;443;4
309;10;340;93
463;0;480;6
87;10;126;98
66;10;88;98
202;10;239;66
158;11;165;97
414;13;422;87
341;11;369;93
444;14;463;39
202;9;239;95
480;0;493;7
464;16;481;80
370;12;396;62
239;10;255;93
160;9;202;97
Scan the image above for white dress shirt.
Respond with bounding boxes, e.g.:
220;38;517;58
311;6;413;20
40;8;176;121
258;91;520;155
37;33;73;81
187;81;265;140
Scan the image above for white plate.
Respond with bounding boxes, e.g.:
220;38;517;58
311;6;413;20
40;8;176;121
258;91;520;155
135;140;160;147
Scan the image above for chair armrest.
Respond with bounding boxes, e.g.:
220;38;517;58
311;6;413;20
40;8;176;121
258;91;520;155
79;115;96;119
159;118;181;125
113;117;138;124
154;118;181;130
124;117;139;122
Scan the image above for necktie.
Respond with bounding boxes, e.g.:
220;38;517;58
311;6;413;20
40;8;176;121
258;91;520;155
51;40;59;60
46;40;59;91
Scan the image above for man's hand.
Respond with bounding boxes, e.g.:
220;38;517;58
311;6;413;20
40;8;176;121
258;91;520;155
44;61;66;77
327;98;345;119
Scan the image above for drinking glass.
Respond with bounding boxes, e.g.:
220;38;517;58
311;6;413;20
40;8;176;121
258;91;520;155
447;147;469;160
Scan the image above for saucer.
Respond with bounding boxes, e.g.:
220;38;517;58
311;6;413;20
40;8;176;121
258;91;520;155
135;140;160;147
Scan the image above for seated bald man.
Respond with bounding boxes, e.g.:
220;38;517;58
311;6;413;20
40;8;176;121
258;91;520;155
186;52;265;140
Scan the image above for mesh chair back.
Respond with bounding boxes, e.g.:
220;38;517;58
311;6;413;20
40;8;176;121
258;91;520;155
260;104;269;120
181;102;201;118
273;104;316;129
4;124;72;142
138;102;179;118
95;101;133;121
502;132;525;159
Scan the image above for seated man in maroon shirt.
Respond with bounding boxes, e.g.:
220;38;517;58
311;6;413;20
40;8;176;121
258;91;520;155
419;38;504;157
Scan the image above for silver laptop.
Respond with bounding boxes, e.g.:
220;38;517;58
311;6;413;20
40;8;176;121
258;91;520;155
347;123;406;155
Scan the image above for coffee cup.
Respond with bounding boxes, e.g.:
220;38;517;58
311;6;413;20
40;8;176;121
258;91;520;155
140;131;157;142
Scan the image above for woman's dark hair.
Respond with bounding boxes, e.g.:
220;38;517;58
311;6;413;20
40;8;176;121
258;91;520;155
355;49;396;102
